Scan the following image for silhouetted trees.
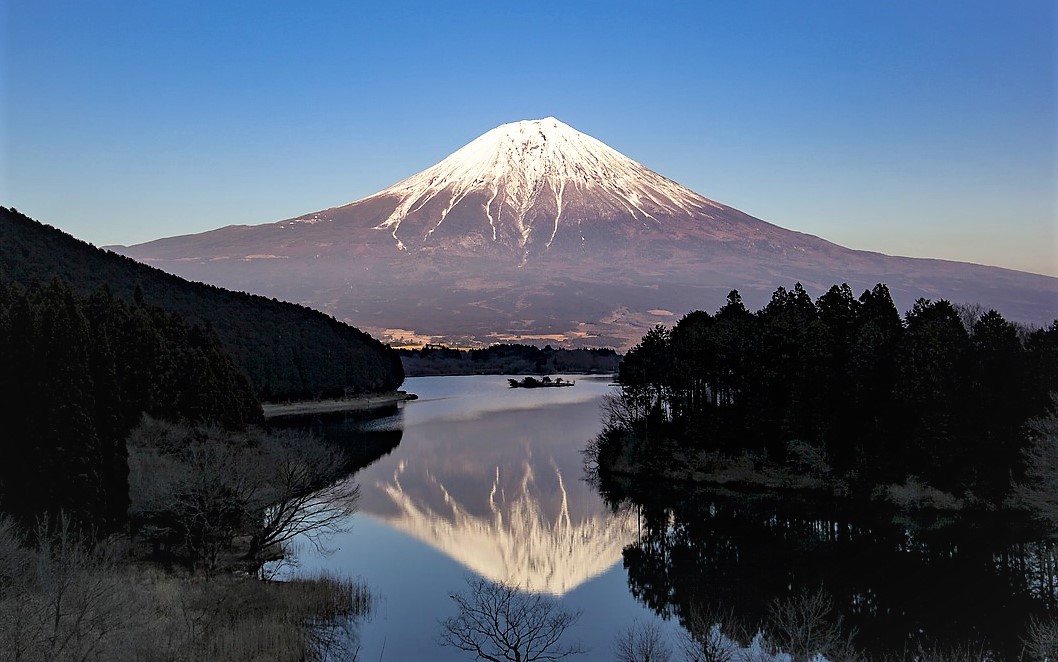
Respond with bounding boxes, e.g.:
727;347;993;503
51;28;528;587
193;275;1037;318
602;282;1058;506
613;620;674;662
0;278;261;534
439;577;585;662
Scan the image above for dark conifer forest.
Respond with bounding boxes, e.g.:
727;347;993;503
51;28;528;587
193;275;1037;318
0;207;404;401
0;278;262;533
595;282;1058;510
0;207;405;537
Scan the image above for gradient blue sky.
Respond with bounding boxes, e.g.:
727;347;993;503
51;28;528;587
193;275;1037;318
3;1;1056;275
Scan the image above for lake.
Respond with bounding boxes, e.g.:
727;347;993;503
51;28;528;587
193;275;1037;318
278;375;1057;660
278;375;678;660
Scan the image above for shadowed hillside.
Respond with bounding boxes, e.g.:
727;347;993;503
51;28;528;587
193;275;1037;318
0;207;404;400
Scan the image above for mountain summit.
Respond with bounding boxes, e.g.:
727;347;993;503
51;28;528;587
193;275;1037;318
115;119;1058;347
225;116;805;268
366;117;724;257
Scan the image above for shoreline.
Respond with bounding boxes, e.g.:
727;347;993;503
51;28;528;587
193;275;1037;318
261;390;416;418
403;368;616;378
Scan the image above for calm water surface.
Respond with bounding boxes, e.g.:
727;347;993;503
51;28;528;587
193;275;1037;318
284;375;673;660
283;375;1057;660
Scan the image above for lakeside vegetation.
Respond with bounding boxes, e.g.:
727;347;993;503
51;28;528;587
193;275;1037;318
583;282;1058;657
0;274;384;658
588;282;1058;519
399;343;619;376
0;210;410;659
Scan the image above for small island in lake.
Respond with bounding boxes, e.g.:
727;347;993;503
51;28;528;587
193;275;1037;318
508;376;575;388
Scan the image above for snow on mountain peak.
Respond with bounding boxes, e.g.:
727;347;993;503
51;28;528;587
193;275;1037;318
366;117;721;253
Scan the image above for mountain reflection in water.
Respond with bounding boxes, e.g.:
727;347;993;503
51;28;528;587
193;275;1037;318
371;453;638;595
303;375;637;597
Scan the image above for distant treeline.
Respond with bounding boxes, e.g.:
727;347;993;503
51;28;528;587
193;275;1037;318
398;343;620;376
0;278;262;533
596;283;1058;506
0;207;404;401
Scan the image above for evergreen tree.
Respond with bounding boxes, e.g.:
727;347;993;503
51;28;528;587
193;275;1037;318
896;299;970;490
967;310;1027;495
811;284;861;470
669;310;715;426
849;284;903;478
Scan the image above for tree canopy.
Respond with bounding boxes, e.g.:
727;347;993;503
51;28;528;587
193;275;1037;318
607;282;1058;504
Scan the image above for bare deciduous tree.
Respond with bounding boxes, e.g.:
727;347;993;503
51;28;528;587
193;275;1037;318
613;620;673;662
677;604;750;662
954;302;984;334
127;417;358;572
0;513;372;662
583;393;650;481
439;577;585;662
244;429;359;565
766;588;860;662
1015;395;1058;533
602;392;649;431
1023;615;1058;661
0;515;129;662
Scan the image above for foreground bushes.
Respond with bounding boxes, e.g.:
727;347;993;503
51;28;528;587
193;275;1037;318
0;516;371;662
127;417;359;572
0;418;372;661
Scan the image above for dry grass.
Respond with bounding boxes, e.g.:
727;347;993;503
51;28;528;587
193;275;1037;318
0;517;372;662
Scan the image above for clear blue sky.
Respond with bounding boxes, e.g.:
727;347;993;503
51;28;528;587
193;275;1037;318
3;0;1055;275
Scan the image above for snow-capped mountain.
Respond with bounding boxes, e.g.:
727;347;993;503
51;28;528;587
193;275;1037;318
114;118;1058;347
367;117;729;256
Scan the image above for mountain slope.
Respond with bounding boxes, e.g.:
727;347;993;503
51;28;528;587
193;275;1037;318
113;118;1058;347
1;207;404;399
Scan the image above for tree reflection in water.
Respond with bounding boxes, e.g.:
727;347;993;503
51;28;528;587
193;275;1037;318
598;475;1058;659
439;576;586;662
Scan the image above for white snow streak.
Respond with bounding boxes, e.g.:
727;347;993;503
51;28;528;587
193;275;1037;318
483;186;499;241
547;179;566;248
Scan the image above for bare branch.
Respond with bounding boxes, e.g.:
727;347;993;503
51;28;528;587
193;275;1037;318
439;577;586;662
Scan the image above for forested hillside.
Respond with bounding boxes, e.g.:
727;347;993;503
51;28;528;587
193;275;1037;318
0;207;403;400
0;278;262;532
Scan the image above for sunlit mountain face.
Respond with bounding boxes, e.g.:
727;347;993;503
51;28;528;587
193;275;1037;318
344;376;638;596
113;118;1058;348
